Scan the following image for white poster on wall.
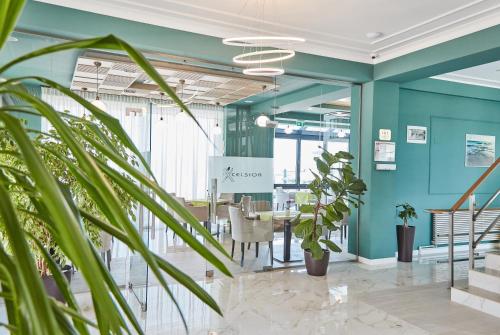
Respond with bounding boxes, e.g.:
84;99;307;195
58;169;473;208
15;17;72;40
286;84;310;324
209;156;274;193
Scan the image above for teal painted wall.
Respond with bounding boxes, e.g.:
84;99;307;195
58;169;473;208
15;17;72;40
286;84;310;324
357;81;400;259
14;0;372;86
397;81;500;249
375;25;500;82
224;105;274;202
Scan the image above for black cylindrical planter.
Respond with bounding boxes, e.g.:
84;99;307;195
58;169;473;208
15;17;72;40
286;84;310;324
396;225;415;262
42;267;72;303
304;249;330;276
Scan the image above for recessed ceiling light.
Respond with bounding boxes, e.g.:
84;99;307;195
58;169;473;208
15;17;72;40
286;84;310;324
244;100;254;103
7;36;18;42
365;32;383;39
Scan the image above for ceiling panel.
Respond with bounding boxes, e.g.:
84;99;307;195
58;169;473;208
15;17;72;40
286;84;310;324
69;52;275;105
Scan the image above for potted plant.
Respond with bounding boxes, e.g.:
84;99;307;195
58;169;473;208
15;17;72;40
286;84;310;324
0;115;137;301
293;150;366;276
0;0;231;332
396;203;418;262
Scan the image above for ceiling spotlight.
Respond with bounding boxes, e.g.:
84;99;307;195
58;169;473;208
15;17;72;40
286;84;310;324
365;32;383;39
284;125;293;134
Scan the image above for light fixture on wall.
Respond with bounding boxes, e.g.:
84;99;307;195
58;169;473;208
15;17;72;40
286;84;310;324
159;92;165;121
255;84;271;127
213;102;223;135
176;79;189;119
91;61;107;112
222;2;304;76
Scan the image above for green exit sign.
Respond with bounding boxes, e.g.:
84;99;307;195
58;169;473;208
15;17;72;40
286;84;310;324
296;121;304;127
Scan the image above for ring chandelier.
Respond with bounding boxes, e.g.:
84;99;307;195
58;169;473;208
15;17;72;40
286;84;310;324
223;36;305;76
233;49;295;64
222;36;305;47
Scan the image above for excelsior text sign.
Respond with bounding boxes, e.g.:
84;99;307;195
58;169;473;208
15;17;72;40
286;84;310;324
209;156;274;193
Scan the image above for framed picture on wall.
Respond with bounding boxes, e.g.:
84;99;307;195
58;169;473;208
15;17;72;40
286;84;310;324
407;125;427;144
465;134;495;167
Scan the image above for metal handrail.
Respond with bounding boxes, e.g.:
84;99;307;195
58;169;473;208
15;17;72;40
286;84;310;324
448;157;500;288
450;157;499;212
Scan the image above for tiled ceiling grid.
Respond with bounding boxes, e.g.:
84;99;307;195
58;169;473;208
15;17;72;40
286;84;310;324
70;54;274;106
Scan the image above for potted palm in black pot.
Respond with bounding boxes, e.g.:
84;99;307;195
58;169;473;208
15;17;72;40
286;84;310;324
396;203;418;262
293;150;366;276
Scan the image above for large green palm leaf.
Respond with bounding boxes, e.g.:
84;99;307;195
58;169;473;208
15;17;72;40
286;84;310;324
0;0;231;334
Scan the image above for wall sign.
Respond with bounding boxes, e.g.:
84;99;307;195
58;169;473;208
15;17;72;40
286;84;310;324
379;129;392;141
209;156;274;193
374;141;396;162
407;125;427;144
465;134;495;167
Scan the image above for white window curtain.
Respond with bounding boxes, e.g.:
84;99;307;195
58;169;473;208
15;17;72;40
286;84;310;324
41;87;223;200
150;104;223;200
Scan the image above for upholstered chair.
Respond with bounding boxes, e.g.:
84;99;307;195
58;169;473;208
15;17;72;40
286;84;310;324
228;206;274;267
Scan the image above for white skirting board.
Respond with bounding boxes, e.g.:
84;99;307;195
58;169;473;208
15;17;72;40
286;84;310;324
358;256;396;265
419;242;500;257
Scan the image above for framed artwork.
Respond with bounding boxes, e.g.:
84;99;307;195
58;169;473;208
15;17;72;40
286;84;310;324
465;134;495;167
407;125;427;144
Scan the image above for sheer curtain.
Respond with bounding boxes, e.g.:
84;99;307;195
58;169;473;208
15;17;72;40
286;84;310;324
41;88;223;200
150;104;223;200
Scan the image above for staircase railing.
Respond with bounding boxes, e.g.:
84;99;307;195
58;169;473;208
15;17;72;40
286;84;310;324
448;157;500;288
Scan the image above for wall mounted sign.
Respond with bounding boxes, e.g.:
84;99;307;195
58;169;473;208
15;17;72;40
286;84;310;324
209;156;274;193
465;134;495;167
374;141;396;162
379;129;392;141
407;125;427;144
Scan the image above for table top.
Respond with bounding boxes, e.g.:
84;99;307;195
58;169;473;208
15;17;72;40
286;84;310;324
247;211;313;221
188;199;230;206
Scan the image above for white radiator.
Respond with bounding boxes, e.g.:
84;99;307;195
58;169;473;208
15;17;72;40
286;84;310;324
432;209;500;246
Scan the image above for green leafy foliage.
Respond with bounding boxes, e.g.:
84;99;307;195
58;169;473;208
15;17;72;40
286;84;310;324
396;202;418;228
293;149;367;260
0;1;231;333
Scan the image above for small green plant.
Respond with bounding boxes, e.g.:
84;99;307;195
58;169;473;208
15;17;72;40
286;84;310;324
293;150;366;260
396;203;418;228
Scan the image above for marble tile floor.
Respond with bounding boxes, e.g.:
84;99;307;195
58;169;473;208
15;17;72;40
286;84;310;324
73;259;500;334
70;226;355;292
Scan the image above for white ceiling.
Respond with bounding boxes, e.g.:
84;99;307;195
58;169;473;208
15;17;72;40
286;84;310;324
433;60;500;89
37;0;500;64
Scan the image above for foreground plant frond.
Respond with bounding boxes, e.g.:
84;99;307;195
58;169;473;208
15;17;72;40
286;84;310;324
0;0;231;334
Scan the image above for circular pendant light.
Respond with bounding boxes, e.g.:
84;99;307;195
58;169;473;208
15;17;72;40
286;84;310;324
243;67;285;76
233;49;295;64
91;98;107;111
223;36;305;47
255;114;270;127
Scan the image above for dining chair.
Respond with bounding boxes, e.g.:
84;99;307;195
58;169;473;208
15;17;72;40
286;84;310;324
228;206;274;267
220;192;235;204
240;195;252;214
274;188;289;210
327;212;349;243
216;204;231;234
252;200;272;211
294;191;310;210
99;231;112;270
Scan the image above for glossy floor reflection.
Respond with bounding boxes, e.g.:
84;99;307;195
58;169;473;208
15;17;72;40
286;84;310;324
74;259;500;334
